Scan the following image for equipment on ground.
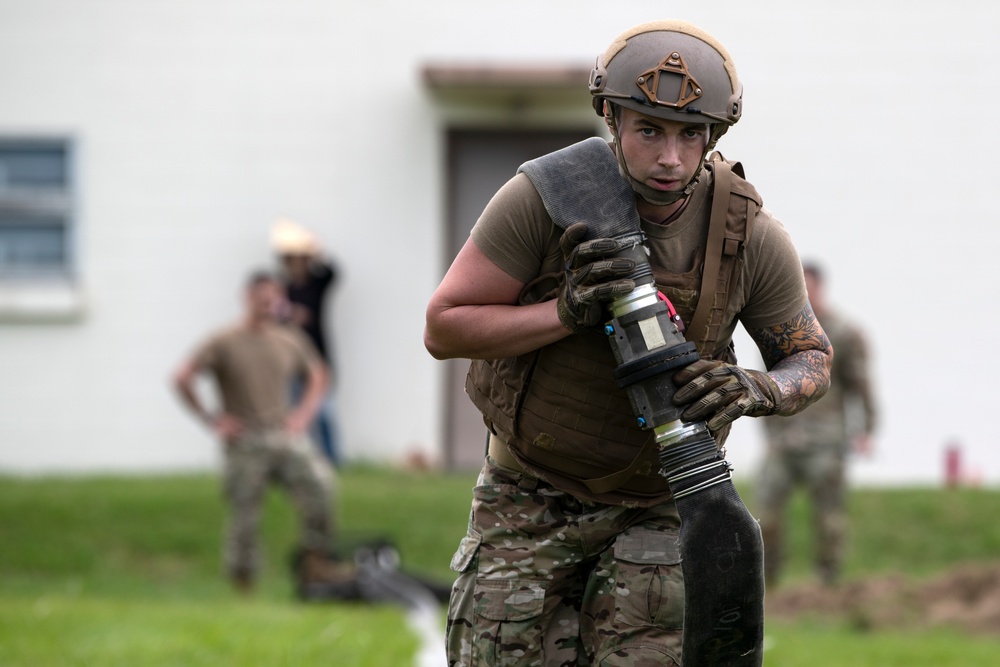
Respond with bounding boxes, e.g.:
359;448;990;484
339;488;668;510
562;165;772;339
292;540;451;609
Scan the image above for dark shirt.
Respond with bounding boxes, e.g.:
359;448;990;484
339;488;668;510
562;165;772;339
285;261;336;369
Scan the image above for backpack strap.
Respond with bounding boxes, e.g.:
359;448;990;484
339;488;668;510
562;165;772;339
686;153;755;357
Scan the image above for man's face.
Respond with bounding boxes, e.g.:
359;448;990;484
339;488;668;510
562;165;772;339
804;272;819;300
246;280;281;320
804;271;825;311
616;107;709;197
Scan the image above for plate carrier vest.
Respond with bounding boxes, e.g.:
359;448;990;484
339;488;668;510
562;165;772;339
466;138;762;506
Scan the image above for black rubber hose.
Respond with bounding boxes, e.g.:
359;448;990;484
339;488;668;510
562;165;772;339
661;435;765;666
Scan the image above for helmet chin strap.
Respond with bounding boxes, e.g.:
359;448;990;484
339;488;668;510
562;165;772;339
625;152;704;207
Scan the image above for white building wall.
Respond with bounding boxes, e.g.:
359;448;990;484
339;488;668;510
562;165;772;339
0;0;998;486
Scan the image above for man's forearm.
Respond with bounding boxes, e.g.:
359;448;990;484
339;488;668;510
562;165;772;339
425;300;571;360
749;304;833;417
859;384;879;434
766;348;832;416
293;366;329;424
174;370;213;426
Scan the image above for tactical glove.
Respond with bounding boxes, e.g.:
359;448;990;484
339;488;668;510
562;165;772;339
672;359;782;431
556;222;637;333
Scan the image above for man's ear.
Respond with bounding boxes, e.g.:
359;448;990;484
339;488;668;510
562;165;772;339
602;101;616;133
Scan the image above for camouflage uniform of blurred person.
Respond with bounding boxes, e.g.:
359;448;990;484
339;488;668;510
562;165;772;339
758;263;878;587
424;20;831;666
173;271;341;594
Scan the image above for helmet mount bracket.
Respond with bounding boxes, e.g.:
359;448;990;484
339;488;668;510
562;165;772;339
636;52;703;109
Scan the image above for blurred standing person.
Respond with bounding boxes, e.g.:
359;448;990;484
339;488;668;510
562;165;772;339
271;218;343;466
173;271;337;594
757;262;878;588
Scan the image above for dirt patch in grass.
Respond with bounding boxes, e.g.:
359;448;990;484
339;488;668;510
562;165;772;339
766;561;1000;636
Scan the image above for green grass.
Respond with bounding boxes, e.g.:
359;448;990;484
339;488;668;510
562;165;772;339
0;596;413;667
0;466;473;598
0;467;474;666
745;484;1000;583
762;621;1000;667
1;468;998;665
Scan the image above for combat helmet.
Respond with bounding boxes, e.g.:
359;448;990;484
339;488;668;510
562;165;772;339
589;20;742;205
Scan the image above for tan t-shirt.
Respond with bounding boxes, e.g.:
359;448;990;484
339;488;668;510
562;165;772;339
471;168;807;357
193;323;319;429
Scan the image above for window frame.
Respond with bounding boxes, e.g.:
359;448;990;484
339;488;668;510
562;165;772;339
0;135;83;322
0;136;76;281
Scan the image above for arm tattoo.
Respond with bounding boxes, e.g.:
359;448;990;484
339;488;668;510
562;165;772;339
747;303;833;416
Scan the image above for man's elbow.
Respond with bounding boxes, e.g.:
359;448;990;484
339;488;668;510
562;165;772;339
423;326;451;361
172;364;194;394
423;304;456;360
821;342;835;387
310;364;330;390
809;345;834;403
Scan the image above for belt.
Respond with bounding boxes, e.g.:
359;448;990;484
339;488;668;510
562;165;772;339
487;433;542;491
487;433;529;474
488;431;665;498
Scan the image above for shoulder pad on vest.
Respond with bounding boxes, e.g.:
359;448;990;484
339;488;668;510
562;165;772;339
517;137;640;240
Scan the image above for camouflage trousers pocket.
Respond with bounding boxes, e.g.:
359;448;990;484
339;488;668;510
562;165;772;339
450;530;482;573
472;579;546;666
612;527;684;629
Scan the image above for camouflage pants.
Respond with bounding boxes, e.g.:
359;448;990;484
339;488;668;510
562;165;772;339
446;456;684;667
222;430;335;581
755;442;846;586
